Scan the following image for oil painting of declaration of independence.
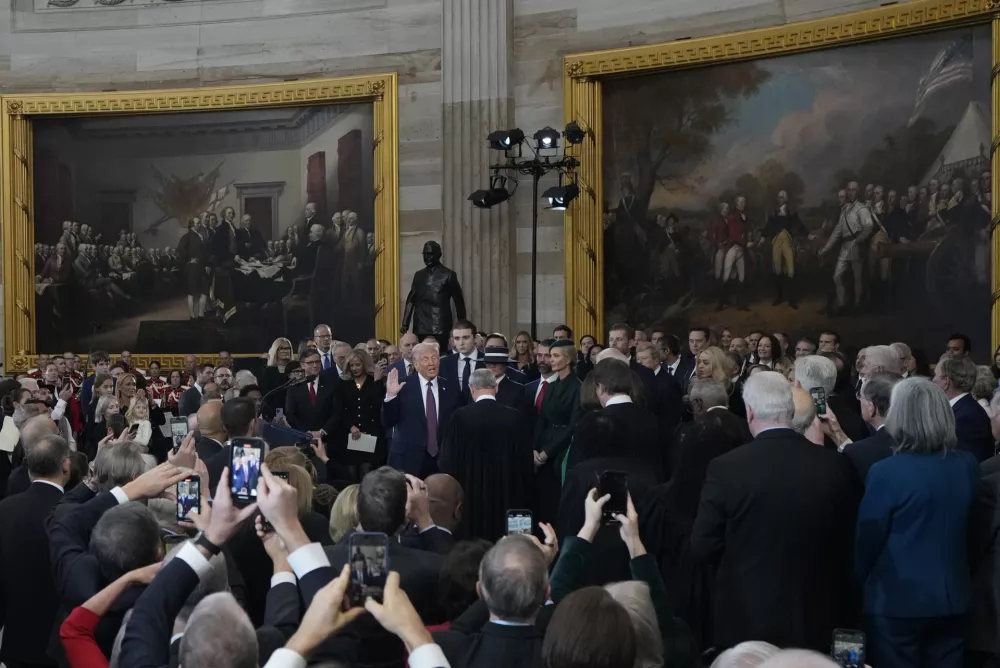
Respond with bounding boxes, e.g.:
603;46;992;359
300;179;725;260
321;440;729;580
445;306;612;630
32;103;376;354
603;25;991;358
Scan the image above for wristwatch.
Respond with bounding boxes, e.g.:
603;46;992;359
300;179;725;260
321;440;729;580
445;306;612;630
194;531;222;556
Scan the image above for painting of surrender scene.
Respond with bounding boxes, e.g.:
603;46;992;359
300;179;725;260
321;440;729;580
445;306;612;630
602;25;991;358
32;103;376;353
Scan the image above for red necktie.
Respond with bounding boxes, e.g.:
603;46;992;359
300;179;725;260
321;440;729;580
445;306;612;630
309;381;317;406
535;381;546;413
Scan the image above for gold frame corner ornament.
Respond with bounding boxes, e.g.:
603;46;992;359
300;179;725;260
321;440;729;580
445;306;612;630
562;0;998;347
0;73;400;372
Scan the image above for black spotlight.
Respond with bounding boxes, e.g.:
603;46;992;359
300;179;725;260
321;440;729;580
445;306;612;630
469;174;512;209
533;126;561;151
542;183;580;210
564;121;586;145
487;129;525;151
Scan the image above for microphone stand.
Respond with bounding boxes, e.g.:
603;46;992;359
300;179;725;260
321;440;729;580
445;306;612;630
260;374;313;416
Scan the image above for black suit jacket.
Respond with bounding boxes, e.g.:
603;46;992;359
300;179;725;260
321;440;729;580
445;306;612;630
195;436;225;463
827;394;870;445
119;550;298;668
842;427;895;485
383;375;461;476
439;352;486;403
0;481;64;664
284;375;341;436
177;386;202;418
954;394;995;462
495;375;529;415
566;401;666;482
5;464;30;498
435;620;544;668
690;428;859;651
674;356;696;393
325;532;444;623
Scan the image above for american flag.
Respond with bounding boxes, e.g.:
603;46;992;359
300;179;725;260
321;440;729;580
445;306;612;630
908;36;974;126
207;185;230;211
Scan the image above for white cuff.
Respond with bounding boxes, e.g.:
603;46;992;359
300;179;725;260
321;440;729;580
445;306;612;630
176;541;213;578
383;395;398;403
409;643;450;668
110;486;130;504
263;647;307;668
271;571;297;588
286;542;329;579
51;399;67;421
418;524;450;535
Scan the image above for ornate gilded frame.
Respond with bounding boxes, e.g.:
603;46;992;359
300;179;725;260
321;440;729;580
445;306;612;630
563;0;1000;347
0;74;399;372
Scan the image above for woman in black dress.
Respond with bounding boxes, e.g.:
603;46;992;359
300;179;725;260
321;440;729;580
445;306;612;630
337;350;386;480
261;337;295;419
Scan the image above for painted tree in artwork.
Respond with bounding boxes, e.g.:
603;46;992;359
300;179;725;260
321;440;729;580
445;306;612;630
603;62;771;221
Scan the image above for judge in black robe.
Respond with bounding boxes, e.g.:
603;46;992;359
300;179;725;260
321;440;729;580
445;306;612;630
438;378;534;543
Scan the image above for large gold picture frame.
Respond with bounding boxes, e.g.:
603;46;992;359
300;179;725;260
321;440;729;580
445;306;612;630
0;74;399;372
562;0;1000;348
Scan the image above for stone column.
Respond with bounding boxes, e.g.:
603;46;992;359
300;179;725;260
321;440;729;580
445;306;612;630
441;0;515;334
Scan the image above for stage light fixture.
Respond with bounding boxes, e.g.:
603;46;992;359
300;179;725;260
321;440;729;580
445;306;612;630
468;174;512;209
542;183;580;211
533;127;561;151
564;121;586;145
487;129;525;151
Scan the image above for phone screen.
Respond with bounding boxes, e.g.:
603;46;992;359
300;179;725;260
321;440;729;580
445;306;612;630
831;629;865;668
108;414;125;438
810;386;828;416
348;532;389;606
176;478;201;521
230;439;265;503
506;510;532;536
599;471;628;523
170;417;188;450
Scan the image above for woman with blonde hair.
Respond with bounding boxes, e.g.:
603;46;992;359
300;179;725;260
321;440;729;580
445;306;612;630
511;330;535;378
337;350;386;478
329;483;359;543
261;337;295;419
124;396;170;463
695;346;734;390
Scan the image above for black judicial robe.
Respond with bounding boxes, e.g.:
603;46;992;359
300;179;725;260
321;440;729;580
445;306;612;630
438;397;534;542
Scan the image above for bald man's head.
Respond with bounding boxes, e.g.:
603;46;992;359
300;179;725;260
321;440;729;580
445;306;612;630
426;473;463;532
196;402;226;441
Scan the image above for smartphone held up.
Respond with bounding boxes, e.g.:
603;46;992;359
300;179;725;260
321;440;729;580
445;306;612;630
348;532;389;606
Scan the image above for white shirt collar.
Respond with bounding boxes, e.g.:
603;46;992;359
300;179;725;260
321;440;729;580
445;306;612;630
541;373;558;384
949;392;970;407
875;424;885;431
475;395;496;402
667;359;679;372
604;394;632;406
32;479;65;493
653;365;661;375
418;374;437;386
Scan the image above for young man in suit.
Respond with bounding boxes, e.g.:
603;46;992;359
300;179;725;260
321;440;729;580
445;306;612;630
178;364;215;418
674;326;710;393
383;342;461;478
284;348;342;444
934;353;994;462
438;320;485;401
0;435;70;668
691;370;858;652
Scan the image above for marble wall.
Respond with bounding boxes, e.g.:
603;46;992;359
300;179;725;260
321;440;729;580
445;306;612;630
0;0;893;356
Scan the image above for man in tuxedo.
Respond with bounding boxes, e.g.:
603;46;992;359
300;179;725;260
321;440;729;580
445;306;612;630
935;354;994;462
843;372;900;484
434;536;549;666
323;467;444;623
691;371;859;652
0;435;70;668
179;364;216;417
383;342;461;477
439;319;485;401
284;348;341;443
483;346;528;414
439;370;534;541
674;326;710;393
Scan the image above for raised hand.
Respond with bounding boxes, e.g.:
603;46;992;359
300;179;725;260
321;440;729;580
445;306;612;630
286;564;365;658
579;488;610;542
385;368;406;398
121;462;190;501
168;431;198;470
364;571;433;653
527;521;559;566
202;466;258;546
614;494;645;558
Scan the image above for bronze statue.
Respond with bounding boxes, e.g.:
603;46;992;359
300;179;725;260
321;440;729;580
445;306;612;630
401;241;466;350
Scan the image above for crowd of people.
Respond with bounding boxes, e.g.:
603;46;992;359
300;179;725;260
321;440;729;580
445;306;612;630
2;316;1000;668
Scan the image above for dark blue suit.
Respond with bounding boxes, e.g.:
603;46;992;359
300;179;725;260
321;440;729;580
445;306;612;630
439;352;485;403
952;394;994;462
856;450;979;668
391;359;415;379
842;427;895;485
383;374;460;476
